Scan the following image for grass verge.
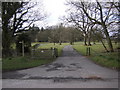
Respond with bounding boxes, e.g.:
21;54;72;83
2;56;54;72
2;42;69;72
73;42;119;70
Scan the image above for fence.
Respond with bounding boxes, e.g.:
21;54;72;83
86;47;103;56
86;46;119;63
31;48;58;59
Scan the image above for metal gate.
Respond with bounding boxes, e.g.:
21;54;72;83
31;48;58;59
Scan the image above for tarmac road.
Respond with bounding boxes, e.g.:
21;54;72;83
2;45;118;88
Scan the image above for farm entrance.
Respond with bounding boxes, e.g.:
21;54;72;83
31;48;58;59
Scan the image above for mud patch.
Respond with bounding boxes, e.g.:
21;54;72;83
70;63;82;69
85;76;103;80
46;63;65;71
45;63;82;72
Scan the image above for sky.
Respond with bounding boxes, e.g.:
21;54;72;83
33;0;68;28
31;0;119;28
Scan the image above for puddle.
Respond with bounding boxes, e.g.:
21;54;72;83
46;63;65;71
45;63;82;72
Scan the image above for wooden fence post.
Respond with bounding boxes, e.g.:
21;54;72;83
86;47;91;56
86;47;88;56
55;48;58;57
88;47;91;56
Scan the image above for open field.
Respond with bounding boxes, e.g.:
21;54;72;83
37;42;69;56
73;42;119;69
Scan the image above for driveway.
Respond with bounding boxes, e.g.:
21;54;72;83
2;45;118;88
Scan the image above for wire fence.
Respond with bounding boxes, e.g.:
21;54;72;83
90;48;104;56
31;47;58;59
86;47;119;62
86;46;106;56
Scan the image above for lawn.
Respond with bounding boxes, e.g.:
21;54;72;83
2;42;69;72
73;42;119;69
2;56;54;72
38;42;69;56
31;42;48;46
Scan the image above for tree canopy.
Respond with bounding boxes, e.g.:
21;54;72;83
2;1;46;57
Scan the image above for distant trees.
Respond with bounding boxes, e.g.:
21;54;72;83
64;0;119;52
28;24;40;42
35;24;83;45
37;27;51;42
64;26;83;45
64;9;94;46
47;23;65;45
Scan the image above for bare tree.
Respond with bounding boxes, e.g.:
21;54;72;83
2;1;46;57
66;0;119;52
10;1;46;36
64;4;95;46
112;1;120;12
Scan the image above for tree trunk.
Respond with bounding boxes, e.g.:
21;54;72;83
103;25;114;52
88;37;91;46
2;21;13;57
91;28;109;52
2;30;12;57
54;42;55;45
70;41;74;45
100;39;109;52
93;41;96;44
84;34;87;46
88;31;91;46
59;41;62;45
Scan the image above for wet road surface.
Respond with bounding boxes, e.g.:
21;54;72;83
2;45;118;88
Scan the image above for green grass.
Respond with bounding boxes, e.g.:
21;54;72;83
38;43;69;56
2;56;54;72
2;42;69;72
73;42;119;69
31;42;48;46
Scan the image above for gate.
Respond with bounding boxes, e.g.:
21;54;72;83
31;48;58;59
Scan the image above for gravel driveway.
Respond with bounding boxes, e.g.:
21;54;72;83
2;45;118;88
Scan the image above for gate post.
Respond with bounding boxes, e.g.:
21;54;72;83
86;47;91;56
31;48;35;59
86;47;88;56
52;48;58;58
55;48;58;57
88;47;91;56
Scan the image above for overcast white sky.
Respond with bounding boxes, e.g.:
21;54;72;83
32;0;119;28
33;0;68;28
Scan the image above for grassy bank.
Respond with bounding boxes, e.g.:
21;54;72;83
2;56;54;72
73;42;119;70
2;42;69;72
